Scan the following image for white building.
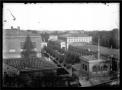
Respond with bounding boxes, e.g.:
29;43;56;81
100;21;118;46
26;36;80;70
48;35;58;41
58;34;92;50
41;42;47;48
80;55;111;79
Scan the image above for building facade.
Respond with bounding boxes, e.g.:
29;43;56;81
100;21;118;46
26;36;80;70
79;55;111;80
48;35;58;41
3;27;42;60
58;34;92;50
41;42;47;49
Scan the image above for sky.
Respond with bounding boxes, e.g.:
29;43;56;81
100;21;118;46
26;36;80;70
3;3;119;31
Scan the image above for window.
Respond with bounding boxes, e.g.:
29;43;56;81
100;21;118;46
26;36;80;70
70;39;72;42
34;48;37;51
9;49;15;52
85;65;87;71
92;65;97;72
82;64;87;71
20;49;23;52
21;42;36;48
20;42;24;48
83;64;84;69
103;65;108;71
32;42;36;48
100;65;103;71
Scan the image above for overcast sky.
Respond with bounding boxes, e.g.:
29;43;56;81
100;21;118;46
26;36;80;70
3;3;119;31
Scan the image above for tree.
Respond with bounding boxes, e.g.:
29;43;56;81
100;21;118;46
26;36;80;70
64;51;80;65
21;35;37;67
87;29;119;49
41;33;49;42
21;35;37;59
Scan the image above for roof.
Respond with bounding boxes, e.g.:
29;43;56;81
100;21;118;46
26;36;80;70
80;55;112;63
82;55;97;61
4;29;41;37
48;39;65;44
72;63;81;71
4;57;58;71
3;63;18;71
27;57;57;70
4;58;26;70
59;33;90;38
81;55;103;62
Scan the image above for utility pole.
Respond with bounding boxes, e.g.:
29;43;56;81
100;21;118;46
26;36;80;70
98;38;100;60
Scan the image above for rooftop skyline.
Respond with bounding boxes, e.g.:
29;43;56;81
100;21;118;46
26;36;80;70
3;3;119;31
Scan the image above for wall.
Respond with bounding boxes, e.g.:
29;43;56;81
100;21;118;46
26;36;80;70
3;35;42;59
88;60;111;78
80;59;89;79
48;35;58;41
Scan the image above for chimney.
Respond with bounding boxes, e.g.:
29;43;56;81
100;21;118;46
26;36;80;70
98;38;100;60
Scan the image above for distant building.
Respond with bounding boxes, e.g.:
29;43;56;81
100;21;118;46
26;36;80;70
58;34;92;50
48;35;58;41
3;27;42;59
41;42;47;49
47;40;66;50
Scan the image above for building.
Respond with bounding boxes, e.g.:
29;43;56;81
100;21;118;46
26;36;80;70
3;27;42;60
71;55;112;87
41;42;47;49
79;55;111;80
48;35;58;41
3;27;59;76
58;33;92;50
47;40;66;50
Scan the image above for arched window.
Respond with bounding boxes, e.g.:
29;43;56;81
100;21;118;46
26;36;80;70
92;65;97;72
97;66;101;71
85;65;87;71
82;64;84;69
103;64;108;71
100;65;104;71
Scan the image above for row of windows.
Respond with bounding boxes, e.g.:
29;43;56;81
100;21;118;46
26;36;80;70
92;64;109;72
68;38;91;42
20;42;36;48
82;64;109;72
8;48;38;52
8;41;37;53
